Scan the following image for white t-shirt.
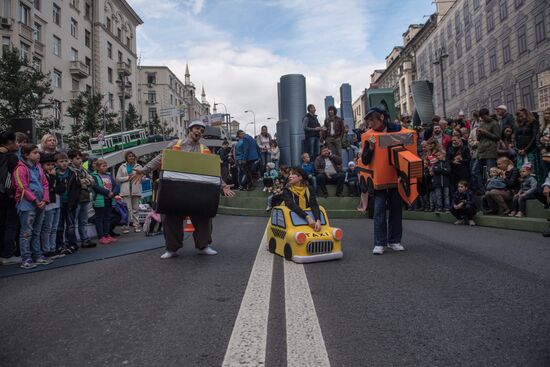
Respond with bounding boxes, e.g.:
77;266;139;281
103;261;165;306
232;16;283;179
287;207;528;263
324;158;337;175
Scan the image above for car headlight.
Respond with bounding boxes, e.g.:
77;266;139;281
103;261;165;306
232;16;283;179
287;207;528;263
333;228;343;241
295;232;307;245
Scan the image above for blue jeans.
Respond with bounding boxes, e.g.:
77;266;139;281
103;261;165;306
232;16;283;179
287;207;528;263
308;176;317;193
432;187;450;210
19;209;45;259
470;158;483;193
41;207;60;253
70;202;90;244
512;192;536;213
373;188;403;247
260;152;271;174
305;137;320;161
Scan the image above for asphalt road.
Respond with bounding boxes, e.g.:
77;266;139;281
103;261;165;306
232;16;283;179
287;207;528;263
1;215;549;367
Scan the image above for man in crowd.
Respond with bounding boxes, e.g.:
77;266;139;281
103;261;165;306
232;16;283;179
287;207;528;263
237;130;260;191
322;106;345;157
476;108;501;182
131;121;235;259
0;132;20;265
302;104;322;161
314;147;345;197
495;105;515;131
432;122;452;150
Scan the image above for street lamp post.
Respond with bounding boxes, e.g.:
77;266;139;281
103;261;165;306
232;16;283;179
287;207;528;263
433;46;449;118
244;110;256;137
215;102;231;137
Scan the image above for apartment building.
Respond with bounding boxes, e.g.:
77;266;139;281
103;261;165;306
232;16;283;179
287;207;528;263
0;0;142;133
137;64;211;137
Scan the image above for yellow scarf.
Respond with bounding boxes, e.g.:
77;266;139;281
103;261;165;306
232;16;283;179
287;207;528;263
289;185;309;210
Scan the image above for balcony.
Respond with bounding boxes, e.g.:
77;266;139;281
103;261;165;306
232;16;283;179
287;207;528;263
69;60;90;79
0;17;14;29
34;42;44;55
117;61;131;76
19;22;33;42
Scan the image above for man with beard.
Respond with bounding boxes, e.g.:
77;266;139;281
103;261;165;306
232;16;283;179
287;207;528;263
131;121;235;259
322;106;345;157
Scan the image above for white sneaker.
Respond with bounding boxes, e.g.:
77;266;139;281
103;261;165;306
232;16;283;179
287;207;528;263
160;251;178;259
468;220;476;226
197;246;218;255
0;256;22;265
372;246;384;255
388;243;405;251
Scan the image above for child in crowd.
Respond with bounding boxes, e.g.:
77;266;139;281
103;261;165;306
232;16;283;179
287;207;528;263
278;165;290;187
430;150;451;212
91;159;117;245
509;165;538;217
301;153;317;193
67;150;96;249
485;167;507;191
450;180;477;226
344;161;359;196
40;153;64;259
270;141;280;170
55;152;79;254
14;144;51;269
266;178;283;211
263;162;278;191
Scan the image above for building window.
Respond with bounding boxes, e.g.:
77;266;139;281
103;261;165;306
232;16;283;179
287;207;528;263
108;67;113;83
52;69;62;88
506;91;516;113
118;51;123;62
465;30;472;50
514;0;523;9
478;55;486;79
19;2;30;25
117;28;121;40
106;17;111;31
147;73;156;84
70;48;78;61
499;0;508;21
455;39;462;59
2;37;10;53
53;3;61;26
490;49;498;72
34;0;40;11
474;0;480;9
487;11;495;32
85;2;91;19
503;38;511;64
72;78;79;91
450;74;456;97
517;25;528;54
475;19;483;42
33;22;42;42
32;57;41;71
535;12;546;44
71;18;78;38
86;84;92;94
463;3;470;25
467;65;475;86
127;58;131;68
85;30;91;47
126;37;130;48
455;11;462;35
19;42;30;61
520;81;534;110
108;93;114;109
459;70;465;92
447;22;452;40
149;108;158;120
107;42;112;58
70;0;78;8
53;36;61;57
147;91;156;103
85;57;91;68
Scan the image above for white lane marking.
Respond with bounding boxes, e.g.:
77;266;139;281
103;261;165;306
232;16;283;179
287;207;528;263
222;228;273;367
284;260;331;367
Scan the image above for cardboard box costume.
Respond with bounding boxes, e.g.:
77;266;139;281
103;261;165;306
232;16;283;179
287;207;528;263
155;149;221;217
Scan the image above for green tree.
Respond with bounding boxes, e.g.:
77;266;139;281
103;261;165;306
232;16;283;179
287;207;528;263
124;103;141;130
0;47;52;128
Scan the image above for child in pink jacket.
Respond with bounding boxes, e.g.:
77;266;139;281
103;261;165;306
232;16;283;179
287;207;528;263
13;144;51;269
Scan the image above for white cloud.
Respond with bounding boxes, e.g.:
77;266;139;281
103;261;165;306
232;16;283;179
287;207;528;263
192;0;205;14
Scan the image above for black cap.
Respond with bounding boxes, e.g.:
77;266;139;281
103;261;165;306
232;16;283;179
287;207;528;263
39;152;56;164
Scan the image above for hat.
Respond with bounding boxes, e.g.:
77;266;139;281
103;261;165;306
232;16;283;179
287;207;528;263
365;106;390;121
348;161;356;167
458;110;465;116
188;120;206;129
521;163;532;171
266;162;275;170
40;153;55;164
496;105;507;111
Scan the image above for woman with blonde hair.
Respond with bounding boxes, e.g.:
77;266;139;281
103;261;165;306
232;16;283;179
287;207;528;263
116;151;143;233
483;156;520;215
39;134;59;154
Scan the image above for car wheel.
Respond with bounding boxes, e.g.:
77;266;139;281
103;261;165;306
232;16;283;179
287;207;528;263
268;238;276;254
284;244;292;261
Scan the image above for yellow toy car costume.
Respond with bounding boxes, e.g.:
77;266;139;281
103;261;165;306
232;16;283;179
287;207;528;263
267;205;343;263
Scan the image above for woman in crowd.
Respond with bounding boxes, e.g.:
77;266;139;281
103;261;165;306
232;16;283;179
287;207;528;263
515;108;542;182
497;126;516;161
270;141;280;171
447;135;471;194
116;151;142;233
39;134;59;155
282;167;322;232
255;126;272;175
538;107;550;178
484;157;520;215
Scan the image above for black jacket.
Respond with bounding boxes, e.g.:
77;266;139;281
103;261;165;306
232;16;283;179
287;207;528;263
431;160;451;188
282;187;321;222
0;151;18;201
56;169;81;210
45;172;66;205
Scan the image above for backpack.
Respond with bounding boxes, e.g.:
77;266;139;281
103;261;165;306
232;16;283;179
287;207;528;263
0;158;12;194
143;210;163;236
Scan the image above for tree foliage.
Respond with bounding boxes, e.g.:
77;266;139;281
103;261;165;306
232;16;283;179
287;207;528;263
0;47;52;129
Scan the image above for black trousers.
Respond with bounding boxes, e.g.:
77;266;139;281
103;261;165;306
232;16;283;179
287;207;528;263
162;214;212;252
450;206;476;220
242;161;255;189
316;172;345;195
0;199;18;258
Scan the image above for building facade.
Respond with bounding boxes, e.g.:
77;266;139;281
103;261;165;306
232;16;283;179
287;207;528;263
416;0;550;118
137;64;211;137
352;93;365;128
0;0;142;134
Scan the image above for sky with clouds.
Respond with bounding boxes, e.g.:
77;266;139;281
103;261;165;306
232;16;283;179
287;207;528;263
127;0;435;133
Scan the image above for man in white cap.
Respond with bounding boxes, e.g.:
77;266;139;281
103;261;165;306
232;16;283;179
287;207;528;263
495;105;515;131
456;110;466;128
